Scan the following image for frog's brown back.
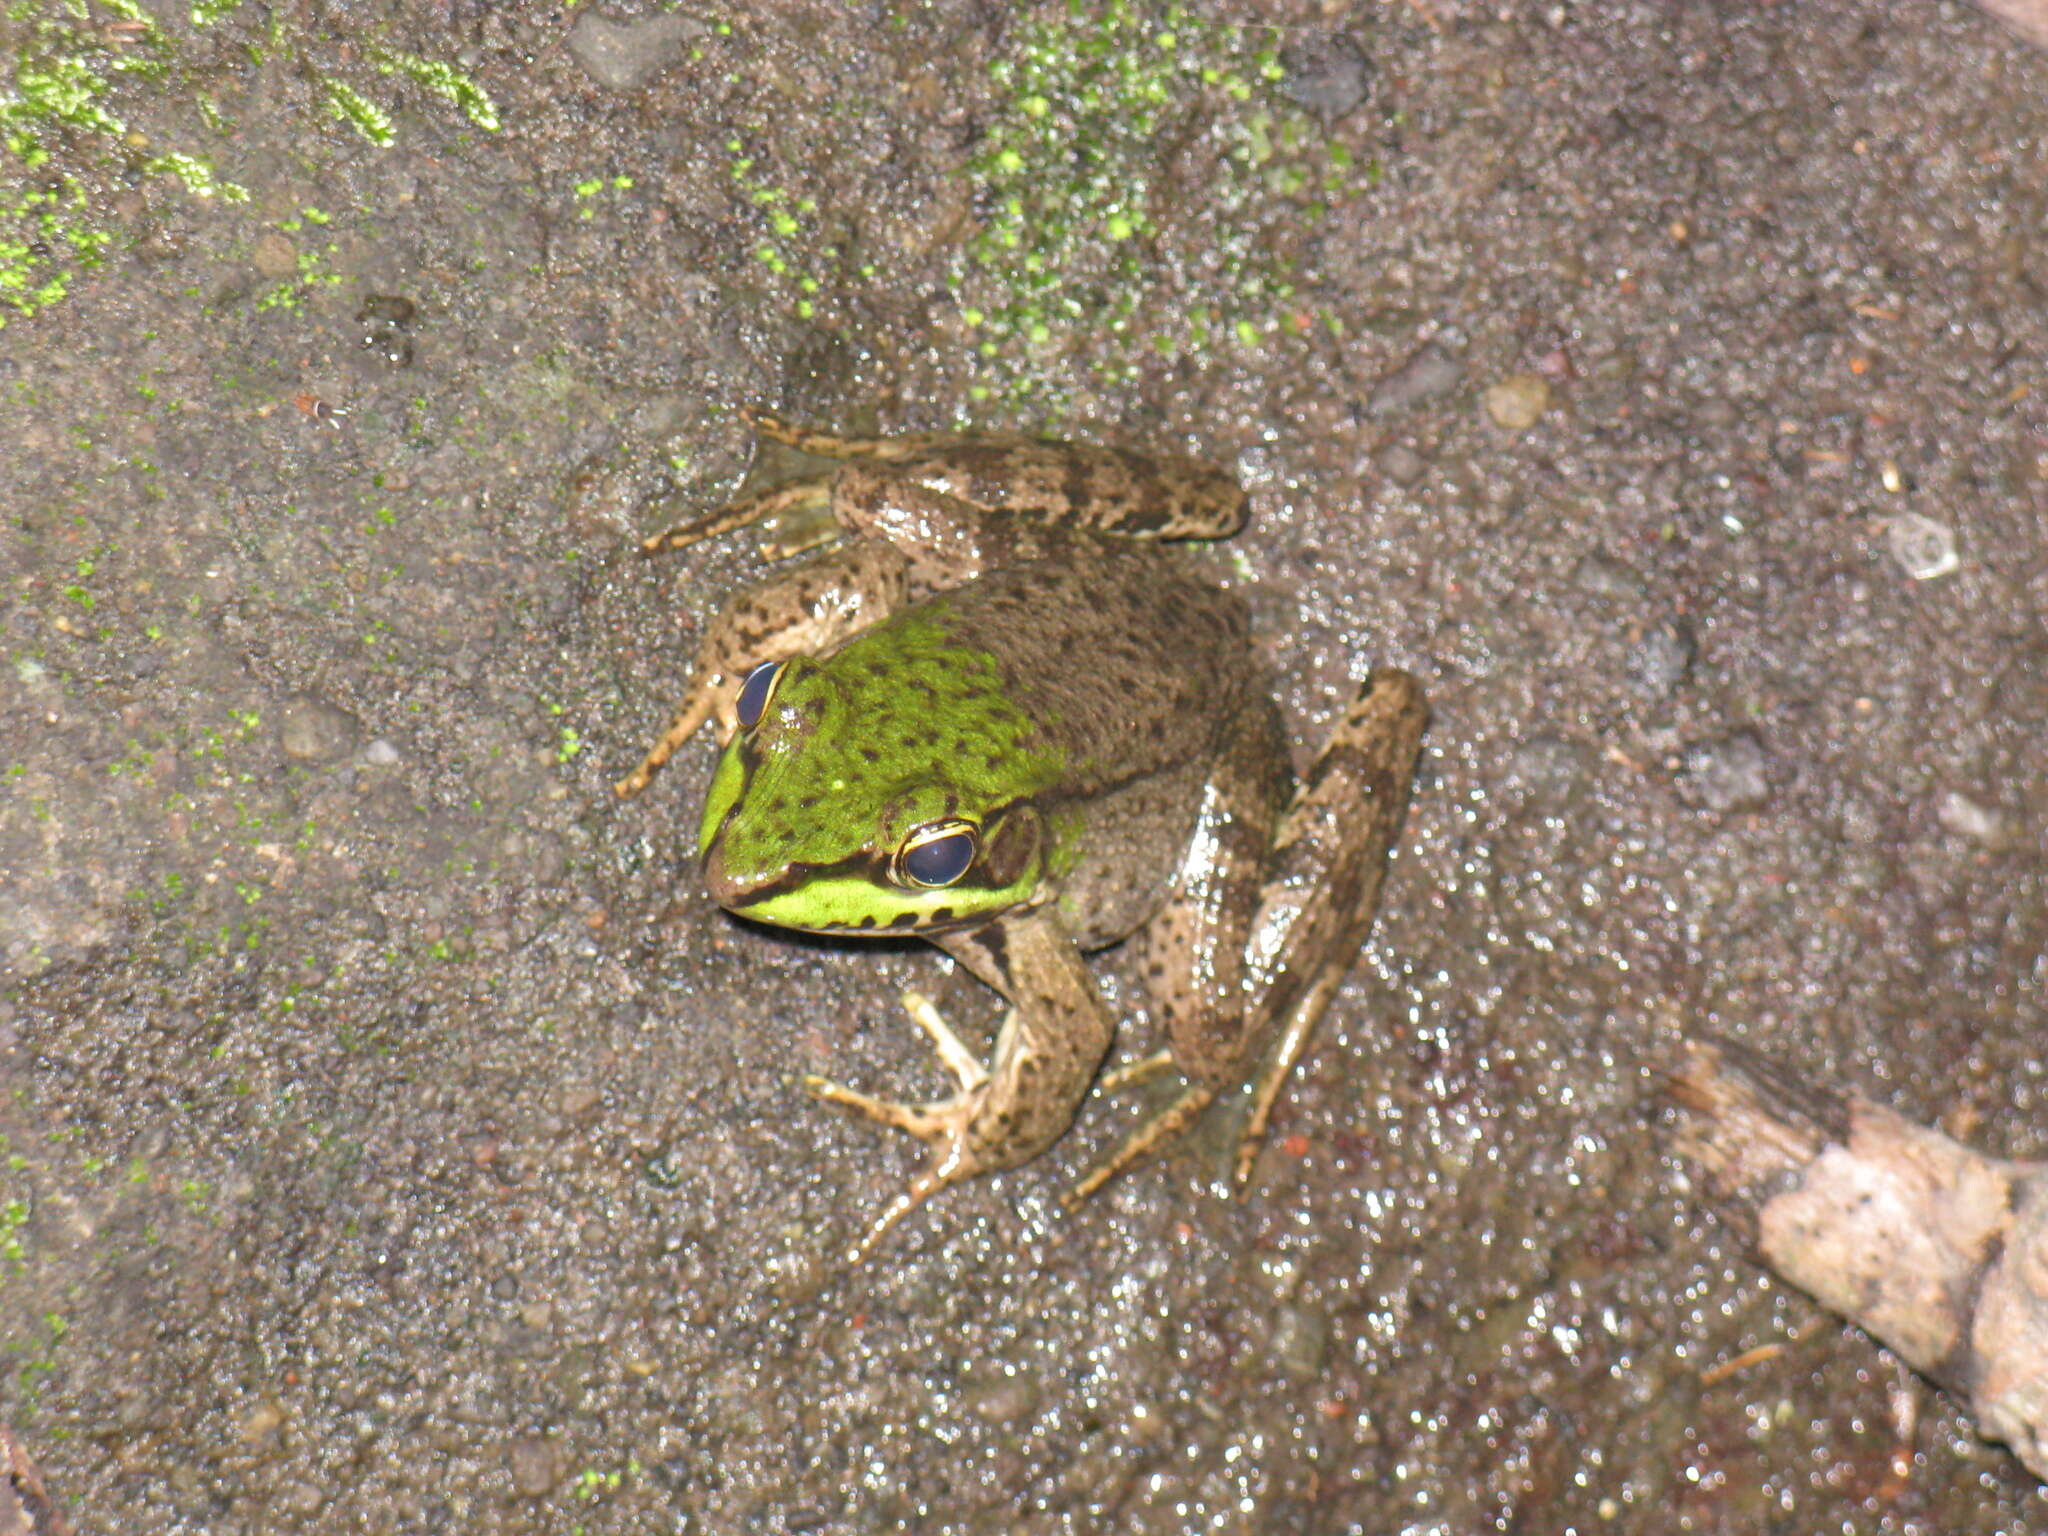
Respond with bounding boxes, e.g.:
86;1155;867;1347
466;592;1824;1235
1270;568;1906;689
934;548;1261;792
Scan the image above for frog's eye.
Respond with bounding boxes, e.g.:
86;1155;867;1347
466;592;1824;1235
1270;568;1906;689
897;821;978;888
735;660;784;730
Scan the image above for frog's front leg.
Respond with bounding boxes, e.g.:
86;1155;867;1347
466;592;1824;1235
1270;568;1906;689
614;540;909;797
800;910;1115;1263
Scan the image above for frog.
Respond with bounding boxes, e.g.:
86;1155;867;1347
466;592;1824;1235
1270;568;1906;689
618;411;1427;1262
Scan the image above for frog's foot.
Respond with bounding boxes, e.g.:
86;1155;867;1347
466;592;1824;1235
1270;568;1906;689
613;673;719;798
799;990;994;1263
639;478;833;557
1230;966;1351;1190
1063;1079;1220;1210
746;408;937;463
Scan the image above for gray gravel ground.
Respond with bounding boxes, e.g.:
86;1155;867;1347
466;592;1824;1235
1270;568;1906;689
3;2;2045;1532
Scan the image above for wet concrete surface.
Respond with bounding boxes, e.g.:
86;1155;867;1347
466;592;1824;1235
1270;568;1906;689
2;1;2045;1531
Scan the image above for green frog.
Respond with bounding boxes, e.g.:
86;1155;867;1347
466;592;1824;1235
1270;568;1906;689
618;414;1427;1261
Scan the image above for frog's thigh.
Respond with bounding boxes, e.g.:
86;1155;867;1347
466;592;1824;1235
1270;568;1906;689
701;538;908;693
1249;669;1428;994
1140;693;1289;1091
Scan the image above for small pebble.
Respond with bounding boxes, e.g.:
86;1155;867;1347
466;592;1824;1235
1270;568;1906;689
362;738;402;767
566;11;708;90
1886;513;1959;580
1270;1302;1332;1380
240;1399;287;1446
507;1434;562;1497
1485;373;1552;431
1680;731;1771;813
279;694;361;762
1281;31;1373;121
1570;553;1647;601
1377;442;1427;486
1628;623;1695;696
1935;790;2004;847
357;295;417;326
559;1085;603;1120
963;1363;1042;1425
251;232;297;278
1368;343;1464;418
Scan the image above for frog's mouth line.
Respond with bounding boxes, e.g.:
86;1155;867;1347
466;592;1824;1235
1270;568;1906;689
701;841;1047;937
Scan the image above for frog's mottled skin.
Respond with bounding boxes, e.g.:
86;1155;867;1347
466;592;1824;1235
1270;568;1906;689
620;412;1427;1261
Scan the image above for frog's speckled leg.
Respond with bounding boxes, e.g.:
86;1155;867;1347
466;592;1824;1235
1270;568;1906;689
748;410;1011;463
1063;694;1286;1205
1231;669;1428;1187
614;541;909;798
1066;669;1426;1207
801;911;1116;1263
637;477;833;555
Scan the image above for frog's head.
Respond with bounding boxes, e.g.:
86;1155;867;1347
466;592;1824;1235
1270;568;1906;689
695;619;1066;936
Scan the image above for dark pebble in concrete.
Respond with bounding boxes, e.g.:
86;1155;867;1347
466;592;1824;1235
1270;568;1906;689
1282;30;1373;121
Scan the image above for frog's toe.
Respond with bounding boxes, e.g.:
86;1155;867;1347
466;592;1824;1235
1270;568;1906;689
1063;1080;1220;1210
800;1072;966;1142
614;685;719;798
798;1072;988;1264
842;1159;967;1266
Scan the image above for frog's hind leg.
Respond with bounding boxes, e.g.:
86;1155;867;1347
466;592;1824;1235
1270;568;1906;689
1065;693;1290;1207
1230;669;1427;1188
1068;669;1426;1208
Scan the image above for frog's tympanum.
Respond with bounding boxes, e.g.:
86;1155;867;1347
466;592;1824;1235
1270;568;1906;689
619;414;1427;1261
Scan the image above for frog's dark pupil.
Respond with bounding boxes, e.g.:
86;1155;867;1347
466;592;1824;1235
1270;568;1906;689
903;829;975;887
736;661;782;729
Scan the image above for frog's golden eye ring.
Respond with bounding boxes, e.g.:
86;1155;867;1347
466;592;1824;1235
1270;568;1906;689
735;660;784;731
897;820;978;888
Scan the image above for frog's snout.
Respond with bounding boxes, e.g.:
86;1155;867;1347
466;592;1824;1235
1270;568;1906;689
700;839;742;908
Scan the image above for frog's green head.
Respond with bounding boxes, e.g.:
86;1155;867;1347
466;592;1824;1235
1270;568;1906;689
696;619;1066;936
